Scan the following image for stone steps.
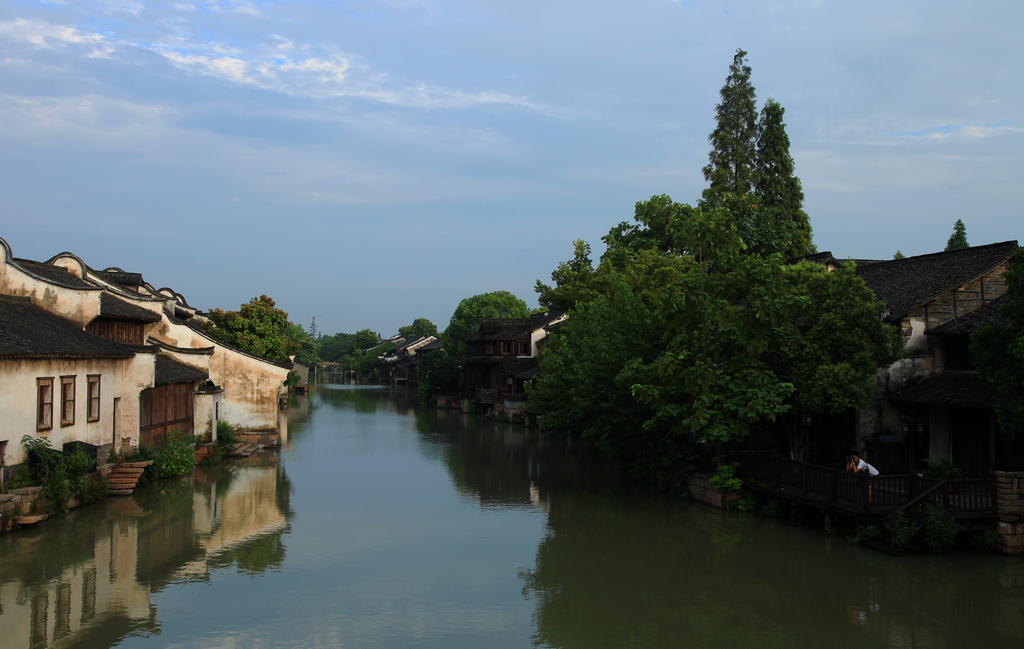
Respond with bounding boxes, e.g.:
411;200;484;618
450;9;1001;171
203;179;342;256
227;443;259;458
106;460;153;496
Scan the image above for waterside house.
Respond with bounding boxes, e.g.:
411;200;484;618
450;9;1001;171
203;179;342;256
0;237;290;482
380;335;439;386
459;310;566;415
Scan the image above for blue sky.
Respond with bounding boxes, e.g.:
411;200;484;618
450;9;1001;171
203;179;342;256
1;0;1021;336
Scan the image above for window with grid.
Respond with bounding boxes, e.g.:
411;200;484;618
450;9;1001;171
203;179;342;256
87;375;101;422
60;376;76;427
37;378;54;431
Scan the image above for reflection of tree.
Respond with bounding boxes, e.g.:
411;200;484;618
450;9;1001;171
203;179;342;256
316;385;388;414
406;393;1024;647
523;494;1024;648
208;533;286;575
416;406;621;509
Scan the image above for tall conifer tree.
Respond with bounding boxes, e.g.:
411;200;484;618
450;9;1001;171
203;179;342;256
702;49;758;200
754;98;813;257
945;219;970;251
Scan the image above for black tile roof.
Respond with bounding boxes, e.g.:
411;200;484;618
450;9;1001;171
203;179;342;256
0;296;135;360
99;293;162;323
927;296;1009;336
154;355;208;385
890;371;999;409
11;258;98;290
94;268;144;286
465;310;564;343
855;241;1017;322
499;357;540;380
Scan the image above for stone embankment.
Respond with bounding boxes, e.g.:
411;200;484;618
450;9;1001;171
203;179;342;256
997;471;1024;555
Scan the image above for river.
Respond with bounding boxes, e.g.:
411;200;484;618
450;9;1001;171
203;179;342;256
1;385;1022;648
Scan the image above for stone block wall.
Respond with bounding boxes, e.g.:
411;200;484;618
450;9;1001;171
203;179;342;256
687;473;739;509
996;471;1024;555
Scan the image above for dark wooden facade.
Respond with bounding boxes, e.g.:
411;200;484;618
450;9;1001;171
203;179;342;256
86;317;145;346
139;383;194;448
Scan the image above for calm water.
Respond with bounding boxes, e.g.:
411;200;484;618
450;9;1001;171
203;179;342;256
2;385;1023;649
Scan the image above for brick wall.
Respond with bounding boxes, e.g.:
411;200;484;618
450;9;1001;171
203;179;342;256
996;471;1024;555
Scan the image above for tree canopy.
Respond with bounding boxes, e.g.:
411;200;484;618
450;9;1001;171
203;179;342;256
531;195;900;479
205;295;291;364
399;318;438;341
702;48;758;200
971;249;1024;438
945;219;970;251
443;291;529;359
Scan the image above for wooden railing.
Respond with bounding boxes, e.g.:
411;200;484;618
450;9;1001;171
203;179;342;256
736;453;995;517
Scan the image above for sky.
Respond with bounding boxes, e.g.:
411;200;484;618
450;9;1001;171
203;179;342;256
0;1;1021;337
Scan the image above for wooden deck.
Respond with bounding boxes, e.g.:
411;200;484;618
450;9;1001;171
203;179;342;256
737;453;997;521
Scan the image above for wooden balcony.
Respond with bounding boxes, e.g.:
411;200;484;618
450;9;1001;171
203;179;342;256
736;452;996;520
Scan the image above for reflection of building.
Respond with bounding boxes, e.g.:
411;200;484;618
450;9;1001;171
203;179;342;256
0;459;291;649
0;501;155;649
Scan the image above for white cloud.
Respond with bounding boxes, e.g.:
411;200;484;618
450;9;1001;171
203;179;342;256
0;18;114;57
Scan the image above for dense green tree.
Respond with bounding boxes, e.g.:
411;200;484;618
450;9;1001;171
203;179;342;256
893;250;905;259
398;318;438;341
205;295;291;363
535;239;601;312
353;328;380;350
284;322;319;365
971;249;1024;438
318;332;357;363
416;350;460;405
945;219;970;251
626;204;796;452
750;99;813;257
442;291;529;359
702;48;758;201
770;261;903;457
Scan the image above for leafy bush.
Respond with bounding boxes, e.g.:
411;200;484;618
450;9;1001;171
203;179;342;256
78;476;109;504
761;498;784;518
970;529;1003;552
921;504;960;553
4;465;35;491
709;462;743;492
156;430;197;478
847;524;879;545
923;457;966;479
216;420;239;448
883;511;921;552
20;436;100;514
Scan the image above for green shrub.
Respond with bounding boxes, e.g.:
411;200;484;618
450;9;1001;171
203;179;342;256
969;529;1003;552
847;524;880;545
921;504;960;553
19;437;100;514
4;465;36;491
883;510;921;552
156;430;198;478
761;498;784;518
78;476;109;504
216;420;239;448
709;462;743;492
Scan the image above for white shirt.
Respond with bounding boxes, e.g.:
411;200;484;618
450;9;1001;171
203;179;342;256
856;459;879;476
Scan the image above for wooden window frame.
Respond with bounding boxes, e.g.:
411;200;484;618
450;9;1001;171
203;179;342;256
87;375;101;422
37;377;54;431
60;376;76;427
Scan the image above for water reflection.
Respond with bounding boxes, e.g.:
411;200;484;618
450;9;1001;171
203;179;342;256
0;456;292;649
398;389;1024;649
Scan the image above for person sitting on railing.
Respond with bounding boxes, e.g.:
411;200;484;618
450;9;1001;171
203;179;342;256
846;451;878;503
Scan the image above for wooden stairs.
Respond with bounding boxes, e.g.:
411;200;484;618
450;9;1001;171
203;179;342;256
107;460;154;496
227;442;259;459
